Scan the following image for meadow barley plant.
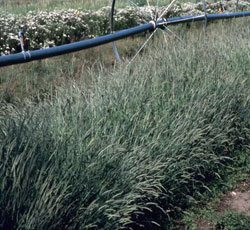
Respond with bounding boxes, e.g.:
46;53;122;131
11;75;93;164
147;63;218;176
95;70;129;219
0;17;249;229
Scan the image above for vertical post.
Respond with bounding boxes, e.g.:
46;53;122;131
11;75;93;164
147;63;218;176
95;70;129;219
220;1;225;12
202;0;208;33
110;0;121;62
236;0;239;10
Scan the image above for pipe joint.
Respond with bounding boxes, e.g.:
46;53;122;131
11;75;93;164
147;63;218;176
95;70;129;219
149;20;156;30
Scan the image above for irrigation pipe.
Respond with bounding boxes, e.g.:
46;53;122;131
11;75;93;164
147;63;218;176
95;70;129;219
162;10;250;25
0;22;155;67
0;10;250;67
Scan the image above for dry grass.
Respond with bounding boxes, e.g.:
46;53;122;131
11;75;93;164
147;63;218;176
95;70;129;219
0;0;202;14
0;0;109;13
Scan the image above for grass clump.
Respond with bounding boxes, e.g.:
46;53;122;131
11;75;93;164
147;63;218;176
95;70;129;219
216;211;250;230
0;19;249;229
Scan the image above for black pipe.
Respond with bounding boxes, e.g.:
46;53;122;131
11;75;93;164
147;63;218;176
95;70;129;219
0;10;250;67
164;10;250;25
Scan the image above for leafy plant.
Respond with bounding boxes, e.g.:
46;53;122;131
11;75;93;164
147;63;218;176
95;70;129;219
216;211;250;230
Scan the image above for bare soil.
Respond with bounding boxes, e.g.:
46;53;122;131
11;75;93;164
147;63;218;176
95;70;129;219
196;176;250;230
217;177;250;216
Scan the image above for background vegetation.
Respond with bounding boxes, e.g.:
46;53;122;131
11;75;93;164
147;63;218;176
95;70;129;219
0;0;249;55
0;0;203;13
0;0;107;13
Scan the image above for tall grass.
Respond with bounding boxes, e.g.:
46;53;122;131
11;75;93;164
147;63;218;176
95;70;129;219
0;0;108;13
0;0;212;14
0;18;249;229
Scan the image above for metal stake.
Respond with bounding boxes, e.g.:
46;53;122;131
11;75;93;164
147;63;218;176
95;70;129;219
202;0;208;33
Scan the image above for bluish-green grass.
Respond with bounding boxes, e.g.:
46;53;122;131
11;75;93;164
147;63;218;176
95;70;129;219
0;18;249;230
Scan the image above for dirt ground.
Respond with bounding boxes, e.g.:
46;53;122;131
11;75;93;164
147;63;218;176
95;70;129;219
197;177;250;230
217;177;250;216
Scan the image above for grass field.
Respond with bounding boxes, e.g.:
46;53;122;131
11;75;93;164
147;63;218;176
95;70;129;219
0;0;202;14
0;0;107;12
0;1;250;230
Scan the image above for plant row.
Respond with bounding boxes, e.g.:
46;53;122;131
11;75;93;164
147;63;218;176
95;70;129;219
0;19;249;229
